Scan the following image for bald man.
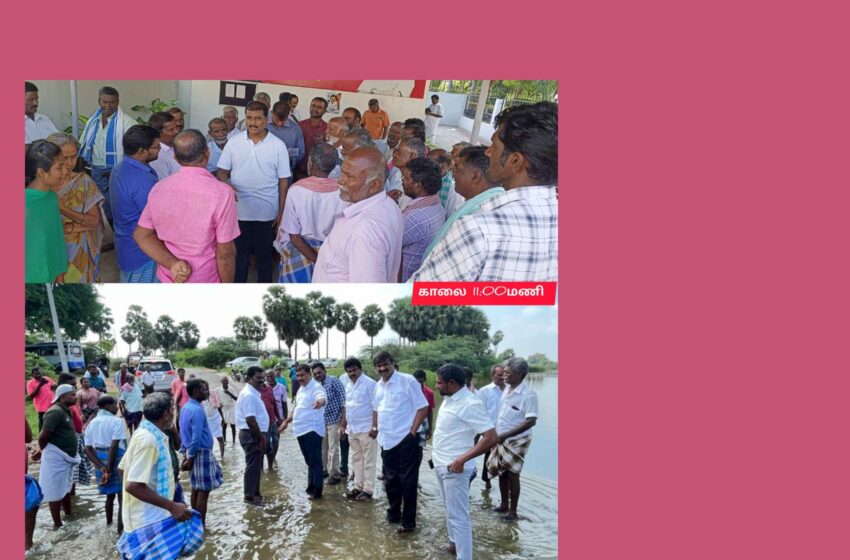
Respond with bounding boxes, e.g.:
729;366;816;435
312;147;402;283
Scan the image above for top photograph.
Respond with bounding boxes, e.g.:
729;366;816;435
24;80;558;284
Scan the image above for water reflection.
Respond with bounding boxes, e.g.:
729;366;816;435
27;372;559;559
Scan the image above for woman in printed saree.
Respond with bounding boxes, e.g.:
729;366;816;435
46;132;105;283
25;140;68;283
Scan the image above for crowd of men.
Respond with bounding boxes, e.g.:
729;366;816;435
26;82;558;284
26;355;540;560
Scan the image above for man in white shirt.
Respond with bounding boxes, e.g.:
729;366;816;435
216;101;291;283
433;364;498;560
78;86;139;224
206;118;229;173
424;95;444;143
235;366;269;504
280;364;327;499
339;357;377;501
83;396;128;534
148;112;181;180
370;351;428;533
140;365;155;396
487;357;539;521
25;82;58;146
222;106;240;139
477;364;506;489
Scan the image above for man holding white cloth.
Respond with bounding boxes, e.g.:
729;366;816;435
432;364;498;559
281;365;327;499
37;384;82;529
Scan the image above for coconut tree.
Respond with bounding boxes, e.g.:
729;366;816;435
359;304;385;356
317;296;338;360
335;303;359;357
177;321;201;350
120;325;136;352
491;330;504;356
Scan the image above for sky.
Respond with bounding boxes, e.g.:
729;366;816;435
86;284;558;362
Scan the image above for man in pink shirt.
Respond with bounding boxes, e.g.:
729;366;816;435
312;147;403;283
27;367;55;430
171;367;190;430
134;129;240;283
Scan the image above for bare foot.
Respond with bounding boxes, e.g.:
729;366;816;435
501;512;518;522
493;505;508;513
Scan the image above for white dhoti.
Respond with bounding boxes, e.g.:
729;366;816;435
39;443;82;502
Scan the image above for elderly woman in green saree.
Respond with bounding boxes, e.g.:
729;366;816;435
46;133;105;283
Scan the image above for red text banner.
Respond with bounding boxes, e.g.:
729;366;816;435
411;282;557;306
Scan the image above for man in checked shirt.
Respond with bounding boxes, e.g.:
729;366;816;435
411;101;558;282
312;362;346;485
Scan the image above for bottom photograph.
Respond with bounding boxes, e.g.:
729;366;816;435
24;283;558;560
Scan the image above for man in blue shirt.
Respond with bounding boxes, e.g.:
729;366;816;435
268;101;305;171
109;125;162;282
180;378;223;525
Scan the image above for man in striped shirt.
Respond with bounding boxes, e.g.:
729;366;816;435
399;158;445;282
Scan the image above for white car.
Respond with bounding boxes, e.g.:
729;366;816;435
323;358;339;368
136;357;177;392
227;356;261;373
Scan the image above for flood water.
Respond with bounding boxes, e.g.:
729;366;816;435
27;371;559;559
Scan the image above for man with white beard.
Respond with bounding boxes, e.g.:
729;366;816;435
206;118;230;173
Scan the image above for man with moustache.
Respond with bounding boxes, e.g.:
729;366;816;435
476;363;506;489
376;121;403;160
267;100;305;171
312;147;402;283
296;97;329;180
387;137;427;208
399;158;445;282
235;367;269;504
206;118;230;172
25;82;58;146
216;101;291;283
339;357;377;501
279;365;327;499
109;125;163;282
78;86;139;223
222;106;240;139
148;111;182;180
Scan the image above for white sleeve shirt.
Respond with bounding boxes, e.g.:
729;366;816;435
292;379;327;438
25;113;58;144
478;383;505;426
344;374;376;434
84;411;127;450
372;371;428;450
496;381;539;442
235;384;270;432
432;387;494;468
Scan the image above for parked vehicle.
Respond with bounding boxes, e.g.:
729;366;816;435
226;356;261;373
25;341;85;371
136;356;176;392
323;358;339;368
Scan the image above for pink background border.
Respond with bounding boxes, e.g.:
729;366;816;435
4;0;850;557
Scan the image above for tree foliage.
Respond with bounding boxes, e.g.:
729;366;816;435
335;303;359;357
360;304;386;353
177;321;201;350
25;284;110;341
385;298;490;343
120;325;137;351
154;315;179;357
233;316;267;350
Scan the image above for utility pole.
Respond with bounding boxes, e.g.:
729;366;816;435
46;284;69;374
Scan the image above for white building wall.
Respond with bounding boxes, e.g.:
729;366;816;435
425;91;467;126
186;80;432;131
30;80;179;132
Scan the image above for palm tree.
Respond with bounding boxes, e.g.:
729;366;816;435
305;291;324;359
359;304;385;356
120;325;136;352
316;296;337;360
177;321;200;350
491;330;504;356
335;303;359;357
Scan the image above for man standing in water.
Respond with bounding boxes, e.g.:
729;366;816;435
432;364;497;559
235;367;269;505
180;379;223;525
280;365;327;499
38;385;81;529
215;376;239;445
371;351;428;534
487;357;539;521
476;364;506;489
